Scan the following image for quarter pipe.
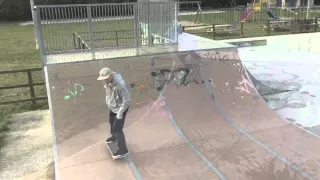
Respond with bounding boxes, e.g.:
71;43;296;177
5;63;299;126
44;47;320;180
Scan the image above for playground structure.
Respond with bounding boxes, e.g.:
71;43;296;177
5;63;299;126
241;0;278;21
240;0;310;22
178;1;205;23
240;0;292;31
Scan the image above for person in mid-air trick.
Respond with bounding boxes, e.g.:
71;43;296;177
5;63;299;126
97;67;131;158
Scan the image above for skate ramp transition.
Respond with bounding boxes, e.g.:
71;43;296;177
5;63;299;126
45;47;320;180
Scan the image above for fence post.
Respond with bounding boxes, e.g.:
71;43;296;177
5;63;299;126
27;70;36;105
174;1;178;44
212;25;215;39
30;0;38;50
147;2;152;45
73;32;76;49
34;7;46;66
115;31;119;46
240;21;244;37
87;5;95;59
266;20;271;36
77;37;81;49
134;3;140;48
315;17;318;32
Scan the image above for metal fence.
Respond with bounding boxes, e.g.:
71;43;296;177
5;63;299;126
178;6;320;25
138;1;177;45
178;5;320;41
33;2;178;57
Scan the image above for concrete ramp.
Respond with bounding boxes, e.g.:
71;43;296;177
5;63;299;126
45;48;320;180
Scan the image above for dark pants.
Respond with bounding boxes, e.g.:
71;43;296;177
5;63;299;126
109;109;128;153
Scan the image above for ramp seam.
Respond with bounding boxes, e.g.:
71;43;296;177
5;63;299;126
155;61;226;180
126;155;143;180
201;62;314;180
163;104;226;180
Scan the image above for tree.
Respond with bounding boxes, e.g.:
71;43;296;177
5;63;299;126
0;0;32;20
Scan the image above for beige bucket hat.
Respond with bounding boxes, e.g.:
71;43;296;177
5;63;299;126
97;67;112;80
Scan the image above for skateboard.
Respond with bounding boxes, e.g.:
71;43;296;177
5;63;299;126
106;141;128;160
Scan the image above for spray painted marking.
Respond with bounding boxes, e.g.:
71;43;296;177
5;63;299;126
235;76;253;94
149;96;168;119
130;80;148;93
64;83;84;100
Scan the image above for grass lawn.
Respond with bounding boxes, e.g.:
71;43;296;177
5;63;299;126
0;22;48;148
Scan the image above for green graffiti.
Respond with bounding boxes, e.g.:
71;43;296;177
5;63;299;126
64;83;84;100
64;95;71;100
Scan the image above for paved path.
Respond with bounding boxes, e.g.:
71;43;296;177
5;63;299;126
45;48;320;180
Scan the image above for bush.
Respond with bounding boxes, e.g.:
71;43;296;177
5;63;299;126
0;0;103;21
0;0;32;21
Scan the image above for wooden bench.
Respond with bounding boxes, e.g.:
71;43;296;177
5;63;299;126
261;20;288;31
182;24;236;34
205;24;236;34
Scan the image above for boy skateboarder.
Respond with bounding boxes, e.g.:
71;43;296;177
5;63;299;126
97;67;131;159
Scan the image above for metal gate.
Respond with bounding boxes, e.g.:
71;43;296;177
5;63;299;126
33;2;178;58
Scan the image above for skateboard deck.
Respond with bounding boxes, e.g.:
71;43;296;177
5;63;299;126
106;141;128;160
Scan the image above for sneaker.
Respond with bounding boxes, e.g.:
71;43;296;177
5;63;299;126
112;150;129;159
105;136;116;144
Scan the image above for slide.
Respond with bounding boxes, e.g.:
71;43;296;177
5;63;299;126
267;10;280;20
240;8;253;21
283;7;298;15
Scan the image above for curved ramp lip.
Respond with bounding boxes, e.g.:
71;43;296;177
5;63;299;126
202;63;314;180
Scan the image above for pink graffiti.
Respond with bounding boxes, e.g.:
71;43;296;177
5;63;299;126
235;76;253;94
148;96;169;119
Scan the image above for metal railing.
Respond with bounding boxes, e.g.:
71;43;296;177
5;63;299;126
33;2;178;63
